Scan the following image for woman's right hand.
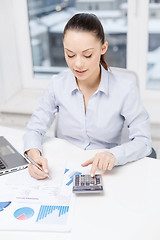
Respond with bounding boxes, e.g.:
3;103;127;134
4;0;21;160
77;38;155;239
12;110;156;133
26;149;49;180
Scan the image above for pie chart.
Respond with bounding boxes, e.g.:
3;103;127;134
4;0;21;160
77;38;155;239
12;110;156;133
14;207;34;220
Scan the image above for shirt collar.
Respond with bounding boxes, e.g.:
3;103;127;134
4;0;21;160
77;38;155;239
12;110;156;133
67;65;109;95
97;65;109;96
66;69;79;94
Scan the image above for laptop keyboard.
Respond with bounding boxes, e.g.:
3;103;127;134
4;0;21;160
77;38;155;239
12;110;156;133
0;157;6;169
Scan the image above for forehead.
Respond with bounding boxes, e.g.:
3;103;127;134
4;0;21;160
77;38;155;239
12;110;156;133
63;30;101;51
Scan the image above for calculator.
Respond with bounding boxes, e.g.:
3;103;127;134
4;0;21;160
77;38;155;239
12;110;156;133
73;174;103;193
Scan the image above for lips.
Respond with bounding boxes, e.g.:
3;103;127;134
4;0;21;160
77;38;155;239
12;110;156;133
74;69;87;74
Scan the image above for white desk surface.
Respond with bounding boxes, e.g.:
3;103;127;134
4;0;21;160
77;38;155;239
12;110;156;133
0;125;160;240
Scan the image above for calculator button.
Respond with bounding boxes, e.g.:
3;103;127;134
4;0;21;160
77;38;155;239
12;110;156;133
0;159;6;169
73;174;103;193
0;166;6;169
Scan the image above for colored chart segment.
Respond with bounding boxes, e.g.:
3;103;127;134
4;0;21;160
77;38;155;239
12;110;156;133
36;205;69;225
64;168;82;186
64;168;69;174
0;202;11;212
14;207;34;220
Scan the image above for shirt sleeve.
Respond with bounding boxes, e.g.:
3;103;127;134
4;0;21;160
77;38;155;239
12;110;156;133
23;78;57;153
109;80;152;166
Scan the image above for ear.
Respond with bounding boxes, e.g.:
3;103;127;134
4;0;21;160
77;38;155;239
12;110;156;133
101;41;108;55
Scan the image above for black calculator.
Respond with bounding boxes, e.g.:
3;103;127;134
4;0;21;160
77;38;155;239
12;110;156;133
73;174;103;193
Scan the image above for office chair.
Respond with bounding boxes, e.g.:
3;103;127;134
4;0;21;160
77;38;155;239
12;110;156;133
147;148;157;159
110;67;157;159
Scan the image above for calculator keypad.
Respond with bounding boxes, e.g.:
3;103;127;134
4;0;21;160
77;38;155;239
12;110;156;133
75;175;100;186
0;157;6;170
73;174;103;193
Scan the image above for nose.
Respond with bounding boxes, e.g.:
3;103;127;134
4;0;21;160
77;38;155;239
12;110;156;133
75;56;84;69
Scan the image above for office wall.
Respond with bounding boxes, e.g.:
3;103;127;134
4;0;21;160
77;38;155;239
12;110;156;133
0;0;22;106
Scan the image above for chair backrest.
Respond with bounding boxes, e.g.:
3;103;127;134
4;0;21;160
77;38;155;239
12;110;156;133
110;67;139;88
109;67;139;143
109;67;157;158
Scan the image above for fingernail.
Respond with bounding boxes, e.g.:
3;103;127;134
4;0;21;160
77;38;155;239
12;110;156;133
91;173;93;177
46;173;49;178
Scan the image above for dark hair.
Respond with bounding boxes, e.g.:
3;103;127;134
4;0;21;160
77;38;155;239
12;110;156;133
63;13;109;71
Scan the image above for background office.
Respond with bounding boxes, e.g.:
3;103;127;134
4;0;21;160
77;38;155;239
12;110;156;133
0;0;160;157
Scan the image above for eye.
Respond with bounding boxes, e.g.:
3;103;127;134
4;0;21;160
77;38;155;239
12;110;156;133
67;55;75;58
84;54;92;58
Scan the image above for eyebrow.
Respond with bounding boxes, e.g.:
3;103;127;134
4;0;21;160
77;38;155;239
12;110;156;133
65;48;94;53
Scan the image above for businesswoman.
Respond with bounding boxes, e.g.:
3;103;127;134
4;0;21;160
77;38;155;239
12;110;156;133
23;13;152;179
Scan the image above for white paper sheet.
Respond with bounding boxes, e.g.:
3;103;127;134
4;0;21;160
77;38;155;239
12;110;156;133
0;161;86;232
0;133;106;232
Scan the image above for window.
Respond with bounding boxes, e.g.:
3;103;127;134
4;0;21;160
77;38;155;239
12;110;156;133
147;0;160;90
1;0;160;124
27;0;128;78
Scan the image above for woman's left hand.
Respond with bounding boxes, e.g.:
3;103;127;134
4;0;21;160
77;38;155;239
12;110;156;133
81;151;116;177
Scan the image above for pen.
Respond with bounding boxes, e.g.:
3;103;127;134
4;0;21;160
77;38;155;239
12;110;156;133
24;153;49;178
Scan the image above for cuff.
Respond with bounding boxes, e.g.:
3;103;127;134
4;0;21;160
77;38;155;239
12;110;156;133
23;131;43;154
108;146;125;166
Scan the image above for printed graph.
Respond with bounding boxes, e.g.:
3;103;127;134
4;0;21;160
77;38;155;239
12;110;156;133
14;207;34;220
0;201;11;212
64;168;81;186
36;205;69;225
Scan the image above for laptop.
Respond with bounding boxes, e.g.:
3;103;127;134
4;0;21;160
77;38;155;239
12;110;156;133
0;136;29;176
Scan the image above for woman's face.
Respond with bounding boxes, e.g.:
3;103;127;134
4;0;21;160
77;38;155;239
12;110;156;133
63;30;108;82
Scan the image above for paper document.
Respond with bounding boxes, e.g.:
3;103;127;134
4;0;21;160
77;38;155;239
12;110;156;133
0;161;85;232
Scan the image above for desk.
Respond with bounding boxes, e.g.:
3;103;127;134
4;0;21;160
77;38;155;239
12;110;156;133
0;125;160;240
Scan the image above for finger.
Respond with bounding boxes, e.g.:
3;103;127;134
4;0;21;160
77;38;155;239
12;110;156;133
90;157;99;177
98;158;105;170
32;157;49;174
28;166;40;180
28;164;45;179
32;164;47;178
81;158;94;167
41;158;49;174
28;163;47;180
102;159;109;171
107;159;115;171
32;169;47;180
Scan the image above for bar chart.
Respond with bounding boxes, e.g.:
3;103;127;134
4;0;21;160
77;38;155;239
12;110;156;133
36;205;69;225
